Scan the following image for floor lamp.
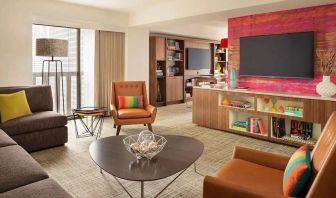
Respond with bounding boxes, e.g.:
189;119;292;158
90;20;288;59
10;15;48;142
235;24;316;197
36;38;68;114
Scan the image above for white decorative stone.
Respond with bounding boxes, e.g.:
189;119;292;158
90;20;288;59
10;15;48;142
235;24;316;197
316;76;336;98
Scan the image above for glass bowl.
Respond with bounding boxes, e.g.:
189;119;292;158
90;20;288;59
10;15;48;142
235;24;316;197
123;130;167;160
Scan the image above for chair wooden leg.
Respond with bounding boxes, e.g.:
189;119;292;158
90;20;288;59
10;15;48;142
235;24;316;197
113;124;116;128
116;126;121;136
147;124;153;132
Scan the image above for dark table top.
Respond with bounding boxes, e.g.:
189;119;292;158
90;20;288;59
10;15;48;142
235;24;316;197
89;135;204;181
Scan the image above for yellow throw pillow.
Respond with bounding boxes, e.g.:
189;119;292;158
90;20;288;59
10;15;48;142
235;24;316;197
0;90;32;123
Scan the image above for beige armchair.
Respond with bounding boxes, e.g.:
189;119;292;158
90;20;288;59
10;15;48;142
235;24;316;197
110;81;157;136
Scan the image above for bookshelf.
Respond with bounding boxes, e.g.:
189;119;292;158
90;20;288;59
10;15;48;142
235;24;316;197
192;87;336;148
211;43;228;83
149;34;218;107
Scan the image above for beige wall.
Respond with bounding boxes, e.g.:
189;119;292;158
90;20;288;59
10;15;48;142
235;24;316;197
0;0;128;86
125;27;150;92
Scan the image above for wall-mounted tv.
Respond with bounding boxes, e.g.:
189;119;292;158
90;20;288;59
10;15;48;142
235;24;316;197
187;48;210;70
240;32;314;79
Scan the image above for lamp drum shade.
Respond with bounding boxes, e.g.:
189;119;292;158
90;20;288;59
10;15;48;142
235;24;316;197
36;38;68;57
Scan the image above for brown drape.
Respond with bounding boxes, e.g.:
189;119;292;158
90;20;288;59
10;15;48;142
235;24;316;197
94;30;125;116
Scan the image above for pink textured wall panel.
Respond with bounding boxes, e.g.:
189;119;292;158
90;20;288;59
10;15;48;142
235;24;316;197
228;4;336;95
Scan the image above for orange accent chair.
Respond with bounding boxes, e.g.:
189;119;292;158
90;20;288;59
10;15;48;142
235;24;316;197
110;81;157;136
203;111;336;198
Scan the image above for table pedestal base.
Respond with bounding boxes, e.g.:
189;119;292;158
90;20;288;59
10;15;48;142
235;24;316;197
73;114;104;139
103;163;201;198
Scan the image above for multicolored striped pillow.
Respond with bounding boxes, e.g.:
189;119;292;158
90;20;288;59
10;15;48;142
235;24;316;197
283;144;311;197
118;96;143;109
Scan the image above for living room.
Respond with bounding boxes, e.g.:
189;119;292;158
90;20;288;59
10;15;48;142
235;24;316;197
1;0;336;197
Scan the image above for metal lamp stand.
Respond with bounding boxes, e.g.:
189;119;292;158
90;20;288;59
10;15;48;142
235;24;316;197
41;56;65;114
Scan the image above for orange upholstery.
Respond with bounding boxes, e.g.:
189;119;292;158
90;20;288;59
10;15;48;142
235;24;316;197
118;109;151;119
204;111;336;198
110;81;157;135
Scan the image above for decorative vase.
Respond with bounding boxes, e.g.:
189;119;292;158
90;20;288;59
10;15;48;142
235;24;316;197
230;68;237;89
316;76;336;97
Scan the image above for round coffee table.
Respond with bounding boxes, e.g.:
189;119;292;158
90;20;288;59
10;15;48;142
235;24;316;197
89;135;204;198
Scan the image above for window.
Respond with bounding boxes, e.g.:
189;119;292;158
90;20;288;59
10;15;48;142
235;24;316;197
32;25;95;115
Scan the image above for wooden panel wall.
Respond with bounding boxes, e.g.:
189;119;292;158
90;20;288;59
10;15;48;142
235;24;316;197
228;4;336;95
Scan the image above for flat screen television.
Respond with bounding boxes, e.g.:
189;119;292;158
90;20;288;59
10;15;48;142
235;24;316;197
187;48;210;70
240;32;314;79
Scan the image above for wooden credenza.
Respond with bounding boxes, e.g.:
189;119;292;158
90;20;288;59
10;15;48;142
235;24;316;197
192;86;336;147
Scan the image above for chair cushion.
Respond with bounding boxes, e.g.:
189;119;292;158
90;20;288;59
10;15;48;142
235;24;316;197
0;145;49;193
118;96;143;109
118;109;151;119
283;144;311;197
216;159;285;197
0;90;32;123
0;178;72;198
0;111;67;136
0;130;16;148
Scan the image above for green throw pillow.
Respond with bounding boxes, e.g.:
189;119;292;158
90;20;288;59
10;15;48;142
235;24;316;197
0;90;32;123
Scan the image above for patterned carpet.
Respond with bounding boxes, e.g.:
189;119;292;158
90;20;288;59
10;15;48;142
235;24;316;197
31;104;296;198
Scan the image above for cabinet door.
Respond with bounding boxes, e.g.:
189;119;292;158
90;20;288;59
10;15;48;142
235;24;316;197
174;76;183;101
155;37;165;61
166;76;183;102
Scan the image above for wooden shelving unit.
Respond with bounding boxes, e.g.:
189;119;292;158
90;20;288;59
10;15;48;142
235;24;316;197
192;87;336;148
211;43;228;78
149;34;218;107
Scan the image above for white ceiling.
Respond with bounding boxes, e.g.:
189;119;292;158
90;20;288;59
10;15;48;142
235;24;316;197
52;0;336;40
56;0;165;12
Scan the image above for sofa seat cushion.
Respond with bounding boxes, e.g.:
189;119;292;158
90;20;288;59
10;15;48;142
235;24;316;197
216;159;285;198
0;130;16;148
0;178;72;198
0;145;48;193
118;109;151;119
0;111;67;136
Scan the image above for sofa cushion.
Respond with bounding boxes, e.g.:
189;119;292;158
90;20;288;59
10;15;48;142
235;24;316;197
118;96;144;109
0;178;72;198
0;90;32;123
0;111;67;136
118;108;151;119
216;159;285;197
283;144;311;197
0;86;53;112
0;130;16;148
0;145;48;193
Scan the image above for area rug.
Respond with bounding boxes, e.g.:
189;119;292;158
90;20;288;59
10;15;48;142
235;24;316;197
31;104;296;197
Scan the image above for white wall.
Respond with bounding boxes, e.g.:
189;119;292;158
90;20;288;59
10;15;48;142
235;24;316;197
0;0;128;87
125;27;150;91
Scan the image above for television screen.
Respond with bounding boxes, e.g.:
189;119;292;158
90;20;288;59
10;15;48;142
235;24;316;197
240;32;314;78
187;48;210;70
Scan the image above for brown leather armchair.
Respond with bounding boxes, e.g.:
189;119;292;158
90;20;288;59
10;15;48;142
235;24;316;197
110;81;157;136
204;112;336;198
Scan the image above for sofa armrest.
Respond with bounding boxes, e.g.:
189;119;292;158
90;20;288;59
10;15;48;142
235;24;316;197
203;176;263;198
145;104;157;118
110;104;118;120
233;146;290;171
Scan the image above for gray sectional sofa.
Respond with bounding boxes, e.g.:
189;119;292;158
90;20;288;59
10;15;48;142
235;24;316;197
0;129;71;197
0;85;68;152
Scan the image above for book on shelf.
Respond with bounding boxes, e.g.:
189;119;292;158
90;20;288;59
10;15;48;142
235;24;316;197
229;100;252;109
258;119;266;135
290;120;313;140
232;121;248;132
272;117;286;138
249;117;260;133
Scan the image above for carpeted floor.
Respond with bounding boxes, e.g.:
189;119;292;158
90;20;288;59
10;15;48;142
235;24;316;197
31;104;296;198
